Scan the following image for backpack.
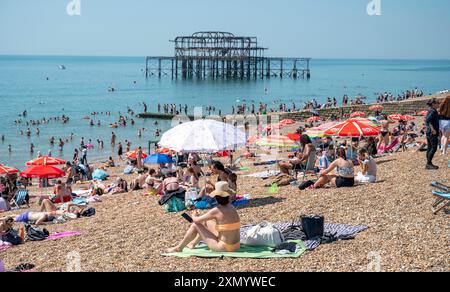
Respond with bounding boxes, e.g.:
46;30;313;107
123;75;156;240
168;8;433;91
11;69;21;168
1;229;23;245
81;208;96;217
25;224;49;242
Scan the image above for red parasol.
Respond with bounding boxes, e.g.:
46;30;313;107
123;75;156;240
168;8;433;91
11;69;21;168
418;110;428;116
403;115;415;121
126;150;149;159
286;133;301;141
26;156;66;166
20;165;65;179
0;164;19;175
324;119;380;137
369;105;384;110
389;114;406;121
280;119;295;125
306;116;322;122
350;111;366;118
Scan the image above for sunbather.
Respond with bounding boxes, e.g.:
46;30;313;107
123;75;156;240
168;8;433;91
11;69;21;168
278;134;314;175
313;147;355;189
199;161;229;197
355;148;377;184
166;182;241;253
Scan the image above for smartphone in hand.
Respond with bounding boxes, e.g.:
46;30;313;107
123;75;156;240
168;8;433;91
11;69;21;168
181;213;193;223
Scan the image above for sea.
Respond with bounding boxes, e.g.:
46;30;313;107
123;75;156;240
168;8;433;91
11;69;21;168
0;56;449;168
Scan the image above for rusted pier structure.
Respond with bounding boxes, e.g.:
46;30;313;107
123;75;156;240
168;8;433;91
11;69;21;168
145;32;311;80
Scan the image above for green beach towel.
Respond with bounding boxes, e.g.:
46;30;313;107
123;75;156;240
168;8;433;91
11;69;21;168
268;183;279;194
161;240;306;259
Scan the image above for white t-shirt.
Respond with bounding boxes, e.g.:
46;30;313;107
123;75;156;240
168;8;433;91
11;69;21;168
363;157;377;178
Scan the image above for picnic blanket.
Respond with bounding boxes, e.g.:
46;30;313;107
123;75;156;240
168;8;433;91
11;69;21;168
245;170;280;179
162;240;306;259
241;222;368;251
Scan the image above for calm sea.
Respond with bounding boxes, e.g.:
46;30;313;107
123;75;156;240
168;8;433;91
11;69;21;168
0;56;449;168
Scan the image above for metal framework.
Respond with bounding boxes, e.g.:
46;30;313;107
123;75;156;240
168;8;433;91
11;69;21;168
145;32;311;80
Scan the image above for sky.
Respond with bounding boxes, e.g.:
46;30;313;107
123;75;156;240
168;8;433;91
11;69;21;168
0;0;449;59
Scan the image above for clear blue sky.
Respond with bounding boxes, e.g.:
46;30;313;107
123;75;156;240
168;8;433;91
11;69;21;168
1;0;449;59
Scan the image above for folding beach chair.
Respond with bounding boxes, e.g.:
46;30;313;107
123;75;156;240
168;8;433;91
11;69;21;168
431;181;450;215
10;189;30;209
294;152;319;182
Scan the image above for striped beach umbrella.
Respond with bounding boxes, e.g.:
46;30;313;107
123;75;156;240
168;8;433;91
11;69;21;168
0;164;19;175
324;119;380;137
26;156;66;166
255;136;297;148
306;116;322;122
369;105;384;110
388;114;406;121
350;111;366;118
126;150;149;159
418;110;428;116
280;119;295;125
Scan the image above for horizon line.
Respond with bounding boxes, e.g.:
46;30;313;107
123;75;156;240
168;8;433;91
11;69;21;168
1;54;450;62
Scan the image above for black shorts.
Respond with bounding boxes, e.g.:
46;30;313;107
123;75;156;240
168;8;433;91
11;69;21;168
381;131;389;137
293;163;304;171
335;177;355;188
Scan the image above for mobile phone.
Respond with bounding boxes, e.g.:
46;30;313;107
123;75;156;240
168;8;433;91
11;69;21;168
181;213;193;223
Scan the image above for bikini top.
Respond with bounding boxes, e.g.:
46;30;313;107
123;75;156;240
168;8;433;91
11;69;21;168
216;222;241;233
337;164;354;177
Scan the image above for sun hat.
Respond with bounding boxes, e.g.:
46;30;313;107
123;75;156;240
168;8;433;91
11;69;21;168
209;181;235;198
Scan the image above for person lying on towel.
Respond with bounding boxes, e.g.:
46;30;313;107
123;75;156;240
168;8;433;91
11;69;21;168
166;182;241;253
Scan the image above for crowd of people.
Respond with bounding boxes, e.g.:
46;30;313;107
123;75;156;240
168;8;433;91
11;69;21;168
1;95;449;257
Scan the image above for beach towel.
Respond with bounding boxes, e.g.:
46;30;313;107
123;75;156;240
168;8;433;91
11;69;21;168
245;170;280;179
47;231;82;241
161;240;306;259
92;169;109;181
241;222;368;251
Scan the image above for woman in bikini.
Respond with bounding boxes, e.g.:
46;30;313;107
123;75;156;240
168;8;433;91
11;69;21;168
167;181;241;253
378;114;395;150
313;147;355;189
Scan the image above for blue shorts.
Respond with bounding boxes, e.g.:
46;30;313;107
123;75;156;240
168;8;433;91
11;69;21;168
440;120;450;133
15;212;30;223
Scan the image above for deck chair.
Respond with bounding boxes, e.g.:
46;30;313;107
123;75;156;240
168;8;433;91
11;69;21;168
294;151;319;182
431;181;450;214
10;189;30;209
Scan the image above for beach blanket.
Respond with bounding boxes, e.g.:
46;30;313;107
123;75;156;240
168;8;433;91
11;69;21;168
241;222;368;251
245;170;280;179
0;245;12;252
47;231;82;241
162;240;306;259
72;189;92;198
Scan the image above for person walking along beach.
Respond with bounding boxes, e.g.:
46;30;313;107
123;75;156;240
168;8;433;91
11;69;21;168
425;98;441;170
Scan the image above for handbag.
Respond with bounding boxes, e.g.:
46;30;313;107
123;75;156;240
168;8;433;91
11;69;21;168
241;222;284;247
299;180;315;190
300;215;324;240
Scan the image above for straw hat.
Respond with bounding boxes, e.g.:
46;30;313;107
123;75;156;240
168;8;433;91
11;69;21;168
209;181;235;198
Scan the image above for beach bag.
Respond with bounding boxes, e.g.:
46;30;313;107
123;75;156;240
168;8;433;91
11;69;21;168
300;215;324;240
299;180;315;191
164;196;186;213
241;222;284;247
1;229;23;245
123;166;134;175
273;174;294;187
81;208;96;217
25;224;49;242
